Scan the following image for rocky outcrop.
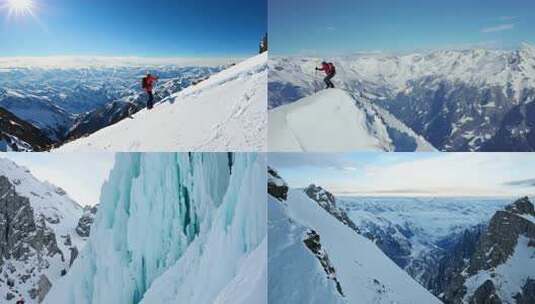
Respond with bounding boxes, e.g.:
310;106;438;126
75;205;98;238
0;176;62;302
0;107;54;152
470;280;502;304
304;184;361;234
303;229;344;297
440;197;535;303
467;197;535;275
267;167;288;201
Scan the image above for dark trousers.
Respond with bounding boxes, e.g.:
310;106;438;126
147;91;154;109
324;72;335;88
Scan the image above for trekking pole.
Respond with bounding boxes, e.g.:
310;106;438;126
314;69;318;93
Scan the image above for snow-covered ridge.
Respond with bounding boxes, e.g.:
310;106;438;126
44;153;266;304
268;170;441;304
56;53;267;152
268;88;434;151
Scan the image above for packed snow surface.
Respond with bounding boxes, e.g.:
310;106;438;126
269;188;441;303
56;54;267;152
268;88;434;151
43;153;266;304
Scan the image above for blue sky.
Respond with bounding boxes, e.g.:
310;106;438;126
269;153;535;197
269;0;535;55
0;0;266;56
4;153;115;206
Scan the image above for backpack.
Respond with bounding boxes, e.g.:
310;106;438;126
142;77;148;89
328;62;336;74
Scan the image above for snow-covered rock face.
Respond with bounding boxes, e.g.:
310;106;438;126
455;197;535;304
268;88;435;152
0;65;225;149
0;158;85;303
270;44;535;151
44;153;266;304
268;169;441;304
56;54;268;152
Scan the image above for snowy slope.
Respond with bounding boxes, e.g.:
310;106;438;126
56;54;267;152
0;158;85;303
269;182;441;303
43;153;266;304
269;88;434;152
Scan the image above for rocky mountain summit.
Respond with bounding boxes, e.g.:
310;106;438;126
0;158;95;303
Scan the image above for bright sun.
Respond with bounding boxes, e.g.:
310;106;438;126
6;0;35;16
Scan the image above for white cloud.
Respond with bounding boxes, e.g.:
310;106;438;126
499;16;518;21
269;153;357;170
481;23;515;33
328;153;535;197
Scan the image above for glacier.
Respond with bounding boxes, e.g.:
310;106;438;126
43;153;266;304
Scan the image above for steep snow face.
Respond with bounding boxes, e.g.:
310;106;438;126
269;88;434;152
56;54;268;152
0;158;84;303
43;153;266;304
270;44;535;151
269;184;441;303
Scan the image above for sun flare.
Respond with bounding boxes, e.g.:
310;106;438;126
6;0;35;17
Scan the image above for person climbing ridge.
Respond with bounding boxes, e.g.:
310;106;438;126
142;73;158;109
315;61;336;89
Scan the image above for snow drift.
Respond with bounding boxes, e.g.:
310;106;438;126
56;54;267;152
268;88;434;152
43;153;266;304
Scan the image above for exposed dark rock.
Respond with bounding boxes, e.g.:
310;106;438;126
303;230;344;297
304;184;361;234
514;279;535;304
267;167;288;201
469;280;502;304
75;205;98;238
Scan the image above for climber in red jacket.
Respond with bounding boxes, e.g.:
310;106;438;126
315;61;336;89
142;73;158;109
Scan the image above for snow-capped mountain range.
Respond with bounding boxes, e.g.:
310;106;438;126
269;43;535;151
0;158;94;303
0;63;226;150
338;196;534;303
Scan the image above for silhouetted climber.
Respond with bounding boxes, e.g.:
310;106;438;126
142;73;158;109
315;61;336;89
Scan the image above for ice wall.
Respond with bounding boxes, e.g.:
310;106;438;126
43;153;266;304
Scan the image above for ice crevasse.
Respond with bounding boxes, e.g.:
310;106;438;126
43;153;267;304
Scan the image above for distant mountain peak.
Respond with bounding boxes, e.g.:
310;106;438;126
505;196;535;216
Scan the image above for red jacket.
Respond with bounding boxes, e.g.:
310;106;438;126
318;62;335;75
144;75;158;92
